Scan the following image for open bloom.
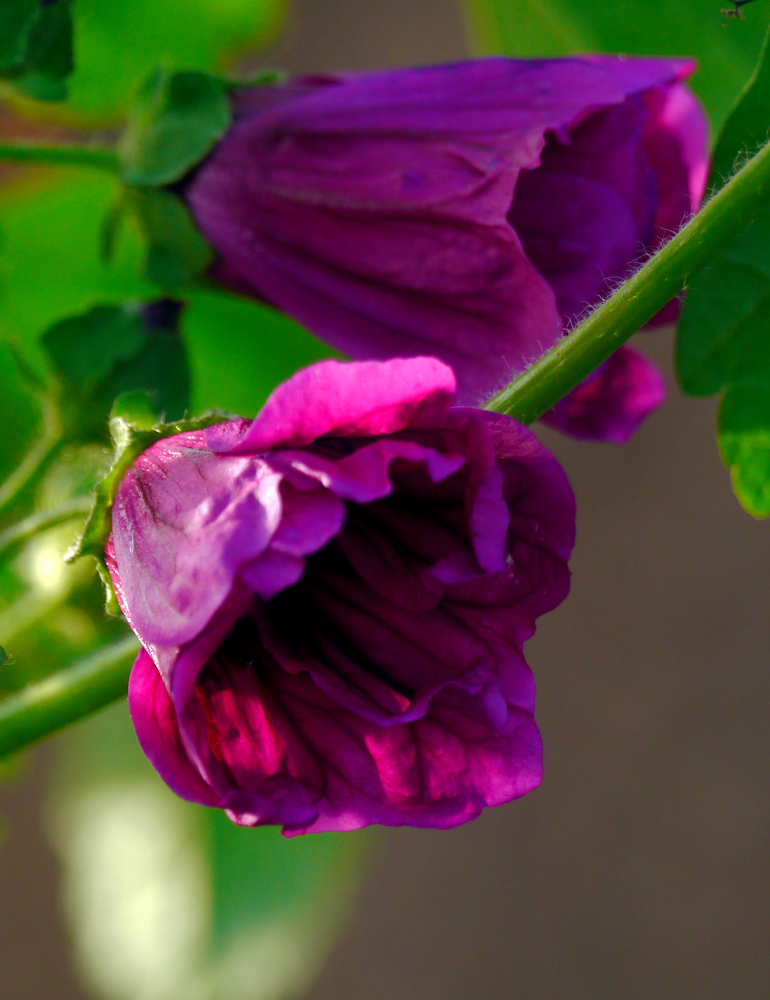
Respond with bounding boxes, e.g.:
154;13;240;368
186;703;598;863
106;357;574;834
184;56;708;442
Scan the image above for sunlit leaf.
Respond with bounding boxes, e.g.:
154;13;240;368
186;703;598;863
461;0;770;127
48;703;367;1000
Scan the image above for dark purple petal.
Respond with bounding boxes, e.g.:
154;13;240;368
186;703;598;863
540;346;666;443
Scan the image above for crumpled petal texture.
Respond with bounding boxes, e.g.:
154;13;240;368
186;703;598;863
185;56;708;441
108;358;575;834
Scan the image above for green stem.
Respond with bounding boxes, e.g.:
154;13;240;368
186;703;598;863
0;141;120;172
486;134;770;423
0;637;138;759
0;398;62;516
0;497;91;559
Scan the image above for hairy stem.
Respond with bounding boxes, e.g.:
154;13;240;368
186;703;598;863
486;134;770;422
0;141;120;172
0;637;138;759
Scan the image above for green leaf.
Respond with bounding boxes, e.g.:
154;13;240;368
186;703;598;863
124;187;215;287
121;68;231;187
711;26;770;186
676;23;770;517
41;301;192;439
55;0;287;124
48;701;367;1000
0;0;74;101
461;0;770;129
718;384;770;516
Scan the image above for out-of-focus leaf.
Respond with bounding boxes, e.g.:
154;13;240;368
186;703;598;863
0;173;333;419
41;300;191;438
710;24;770;185
121;69;231;187
32;0;287;124
0;0;73;101
461;0;770;128
125;188;214;288
48;702;367;1000
677;24;770;516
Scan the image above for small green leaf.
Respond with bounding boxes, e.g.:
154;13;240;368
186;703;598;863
718;384;770;516
0;0;74;101
41;301;192;441
676;22;770;517
125;187;214;288
121;68;231;187
0;0;39;73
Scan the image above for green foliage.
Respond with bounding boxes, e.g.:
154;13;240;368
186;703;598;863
120;69;232;187
41;301;191;439
462;0;770;128
123;188;215;287
47;702;366;1000
0;173;334;416
51;0;287;123
0;0;73;101
677;24;770;517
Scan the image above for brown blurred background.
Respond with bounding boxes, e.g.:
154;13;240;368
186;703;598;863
2;1;770;997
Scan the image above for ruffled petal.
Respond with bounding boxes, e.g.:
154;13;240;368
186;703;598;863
206;357;457;453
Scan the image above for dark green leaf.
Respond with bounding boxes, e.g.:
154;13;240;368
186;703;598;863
41;301;191;440
0;0;74;101
121;68;231;187
125;187;214;288
676;23;770;516
711;26;770;186
462;0;770;129
0;0;39;73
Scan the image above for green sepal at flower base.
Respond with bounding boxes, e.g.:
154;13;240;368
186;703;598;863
120;67;232;187
66;395;231;613
0;0;74;101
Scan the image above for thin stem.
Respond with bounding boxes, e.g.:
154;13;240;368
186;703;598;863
0;637;137;759
0;398;62;516
0;497;91;560
0;141;120;172
486;134;770;423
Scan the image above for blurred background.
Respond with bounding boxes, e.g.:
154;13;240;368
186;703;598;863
1;0;770;998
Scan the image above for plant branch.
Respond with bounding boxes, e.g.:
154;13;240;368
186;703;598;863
0;637;138;759
485;134;770;423
0;141;120;172
0;497;91;560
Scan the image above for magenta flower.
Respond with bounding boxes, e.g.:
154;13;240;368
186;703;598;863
106;357;574;834
184;57;708;442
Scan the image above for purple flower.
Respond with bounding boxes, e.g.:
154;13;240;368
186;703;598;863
184;57;708;442
106;357;574;834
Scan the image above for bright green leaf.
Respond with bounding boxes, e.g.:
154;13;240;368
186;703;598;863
719;384;770;516
461;0;770;128
121;68;231;187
